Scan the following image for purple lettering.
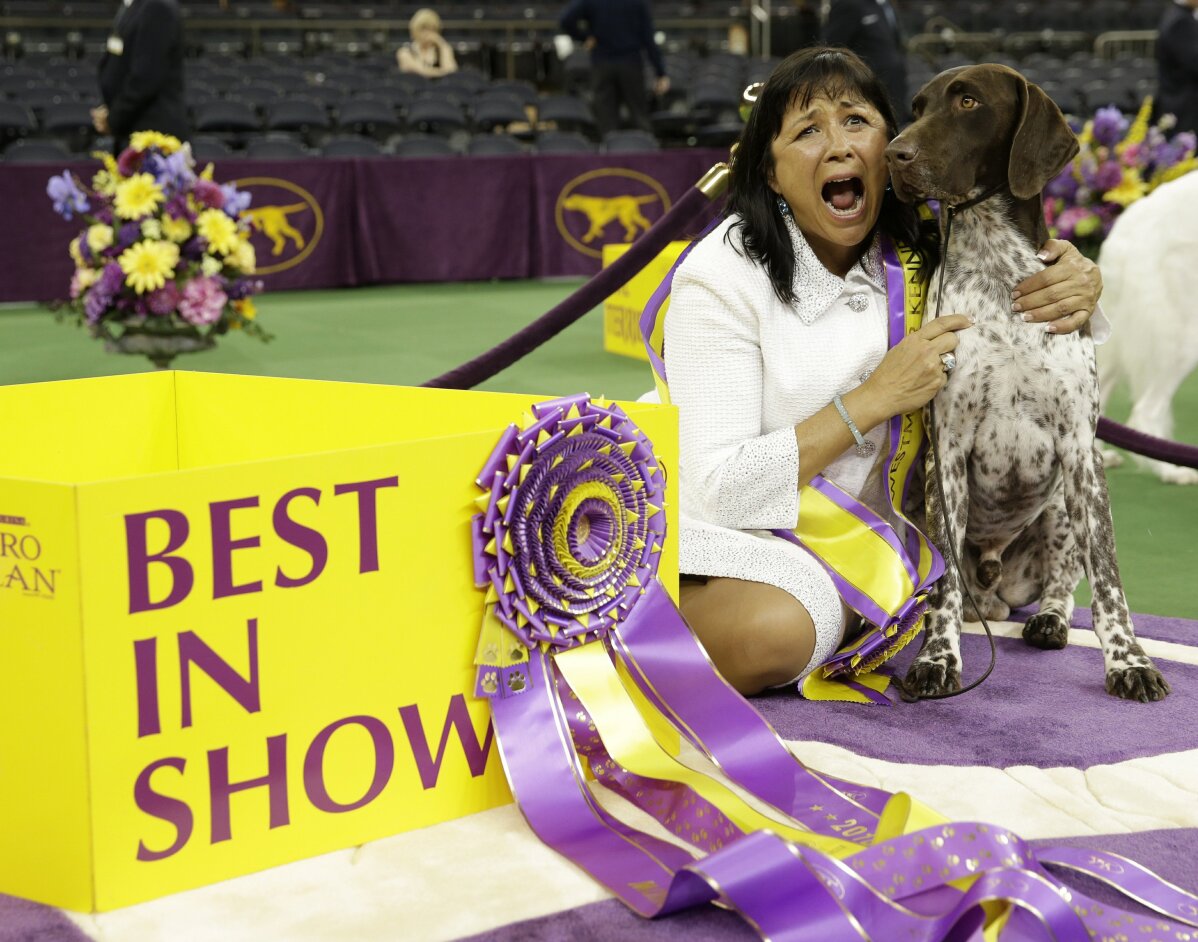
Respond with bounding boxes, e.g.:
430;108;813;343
273;488;328;589
125;510;193;613
179;618;261;729
134;637;161;738
398;694;493;790
303;715;395;813
134;757;193;861
333;476;399;573
208;734;289;844
211;497;262;599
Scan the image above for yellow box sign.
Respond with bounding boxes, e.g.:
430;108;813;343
602;240;690;361
0;372;678;912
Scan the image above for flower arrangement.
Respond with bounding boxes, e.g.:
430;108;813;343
46;131;269;368
1044;98;1198;258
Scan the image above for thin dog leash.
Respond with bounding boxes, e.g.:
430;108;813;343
899;184;1005;702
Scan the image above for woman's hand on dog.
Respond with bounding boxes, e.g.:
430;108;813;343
1013;239;1103;334
859;314;973;422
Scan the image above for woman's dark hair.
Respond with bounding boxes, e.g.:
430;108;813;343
727;46;936;304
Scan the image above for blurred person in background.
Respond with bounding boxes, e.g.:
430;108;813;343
822;0;908;122
92;0;188;154
1156;0;1198;136
396;9;459;77
559;0;670;136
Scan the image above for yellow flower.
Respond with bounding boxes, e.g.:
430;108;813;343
141;218;163;240
1119;97;1154;151
1103;167;1149;207
75;267;99;290
114;172;165;219
1150;157;1198;191
230;238;256;274
234;298;257;320
161;214;193;243
196;208;240;255
69;237;85;267
92;168;117;197
129;130;182;154
86;224;113;253
91;150;118;176
201;255;223;277
118;240;180;294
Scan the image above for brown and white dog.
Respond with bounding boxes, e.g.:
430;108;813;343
885;64;1170;702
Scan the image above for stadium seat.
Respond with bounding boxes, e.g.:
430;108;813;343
2;138;75;162
334;97;401;141
41;100;94;152
466;133;526;156
189;135;234;160
536;95;597;137
392;134;458;158
602;129;659;153
404;95;468;135
488;80;539;110
535;130;596;154
194;100;262;137
0;101;37;147
244;136;310;159
321;135;383;158
265;98;332;144
470;94;528;133
434;69;488;98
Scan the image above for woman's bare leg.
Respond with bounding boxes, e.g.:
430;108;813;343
678;577;817;695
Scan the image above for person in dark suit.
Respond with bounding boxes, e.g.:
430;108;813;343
822;0;908;122
92;0;188;154
559;0;670;137
1156;0;1198;137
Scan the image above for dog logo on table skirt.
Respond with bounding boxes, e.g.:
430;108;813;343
555;168;671;259
232;176;324;275
885;64;1170;702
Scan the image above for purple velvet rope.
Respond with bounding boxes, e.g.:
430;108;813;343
421;185;719;390
1097;416;1198;469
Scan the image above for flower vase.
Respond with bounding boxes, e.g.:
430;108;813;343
99;321;216;370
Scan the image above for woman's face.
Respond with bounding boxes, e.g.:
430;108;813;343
768;91;890;274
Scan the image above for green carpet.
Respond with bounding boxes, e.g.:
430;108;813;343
1;281;1195;619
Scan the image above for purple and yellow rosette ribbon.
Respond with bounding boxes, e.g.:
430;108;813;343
470;393;1198;939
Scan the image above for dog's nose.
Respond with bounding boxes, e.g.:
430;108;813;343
886;139;919;164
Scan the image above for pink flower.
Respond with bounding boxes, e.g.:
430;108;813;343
192;179;225;210
117;147;144;177
147;282;182;316
178;276;227;326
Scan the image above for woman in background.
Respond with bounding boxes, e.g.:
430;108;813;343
396;9;459;78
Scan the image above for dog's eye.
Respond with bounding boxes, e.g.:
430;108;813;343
960;95;978;109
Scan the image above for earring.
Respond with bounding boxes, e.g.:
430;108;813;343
776;196;791;217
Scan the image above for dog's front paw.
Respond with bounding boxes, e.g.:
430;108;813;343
902;658;962;699
1022;612;1069;650
1106;665;1171;702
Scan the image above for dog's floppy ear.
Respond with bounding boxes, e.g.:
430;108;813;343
1007;77;1079;199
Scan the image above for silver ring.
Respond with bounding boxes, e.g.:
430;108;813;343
941;352;957;372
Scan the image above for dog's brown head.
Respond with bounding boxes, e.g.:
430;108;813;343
885;64;1078;206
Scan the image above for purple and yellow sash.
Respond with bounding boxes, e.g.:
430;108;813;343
640;233;942;702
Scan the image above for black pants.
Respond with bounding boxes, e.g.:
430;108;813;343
592;59;650;136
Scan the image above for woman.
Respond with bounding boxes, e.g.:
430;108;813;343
662;47;1103;696
396;9;458;78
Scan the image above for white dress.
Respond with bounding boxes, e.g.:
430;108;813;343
663;214;895;677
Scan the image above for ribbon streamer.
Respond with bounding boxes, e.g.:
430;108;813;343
472;393;1198;940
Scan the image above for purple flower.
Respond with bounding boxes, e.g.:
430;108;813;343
181;235;206;260
178;276;227;326
1093;160;1124;191
153;149;195;195
117;221;141;249
193;178;225;210
95;207;113;225
220;182;251;217
147;282;182;316
1046;170;1079;202
98;262;124;296
83;286;112;322
117;147;144;177
1091;106;1128;148
165;193;194;222
47;171;89;220
226;277;263;300
1175;131;1197;154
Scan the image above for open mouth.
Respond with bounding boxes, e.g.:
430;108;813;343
821;176;865;216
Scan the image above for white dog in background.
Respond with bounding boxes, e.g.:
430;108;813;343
1098;169;1198;484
